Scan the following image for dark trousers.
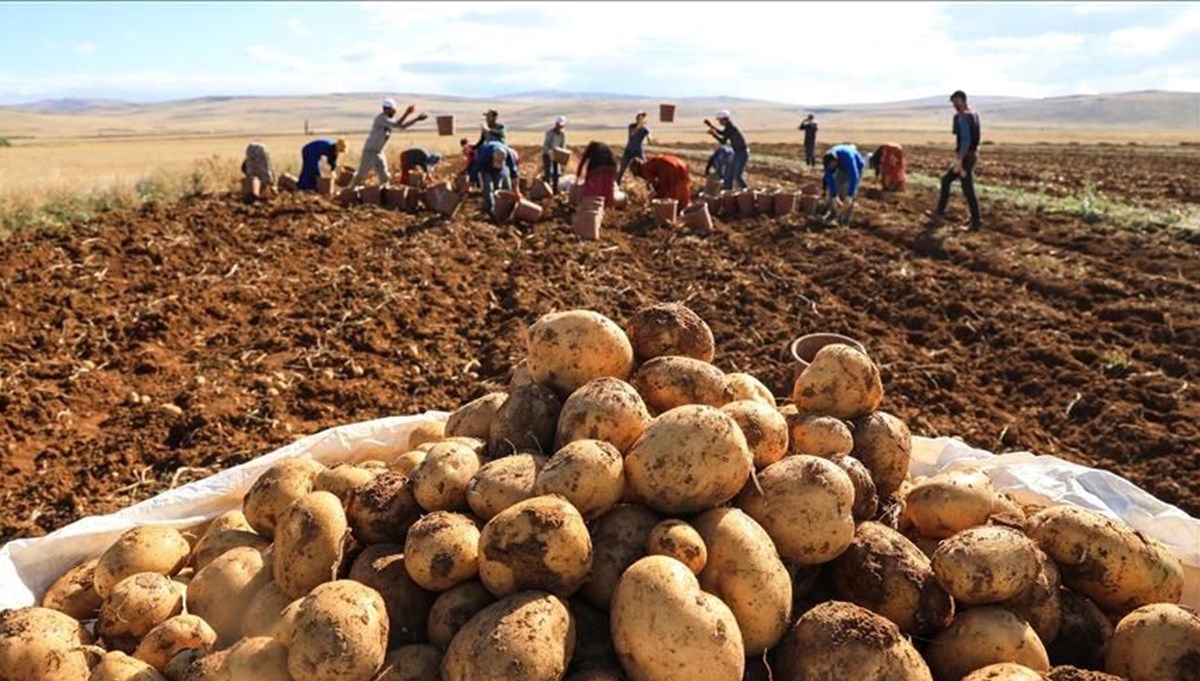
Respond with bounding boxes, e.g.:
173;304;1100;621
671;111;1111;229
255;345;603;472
804;142;816;167
542;153;561;193
937;154;981;225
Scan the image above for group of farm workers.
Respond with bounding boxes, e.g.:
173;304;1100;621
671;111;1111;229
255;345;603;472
242;89;981;230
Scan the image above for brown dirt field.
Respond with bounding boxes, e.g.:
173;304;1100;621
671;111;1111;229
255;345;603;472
1;143;1197;542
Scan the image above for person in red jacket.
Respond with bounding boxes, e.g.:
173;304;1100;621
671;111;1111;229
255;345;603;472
630;154;692;208
868;143;907;191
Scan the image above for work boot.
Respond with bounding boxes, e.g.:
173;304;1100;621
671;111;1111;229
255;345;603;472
961;220;982;232
923;210;944;226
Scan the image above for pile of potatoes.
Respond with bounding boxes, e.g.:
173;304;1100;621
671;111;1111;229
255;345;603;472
3;303;1195;681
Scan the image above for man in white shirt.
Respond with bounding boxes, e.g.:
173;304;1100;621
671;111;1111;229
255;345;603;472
350;98;427;186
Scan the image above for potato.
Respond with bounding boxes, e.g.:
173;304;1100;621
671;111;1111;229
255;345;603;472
196;510;252;538
771;601;932;681
42;557;103;620
465;453;545;521
405;420;445;450
442;436;486;457
830;522;953;636
166;649;228;681
135;615;217;671
630;355;726;414
412;441;483;512
527;309;635;395
1105;603;1200;681
95;526;192;598
722;400;788;468
90;651;168;681
1046;667;1122;681
581;504;660;609
188;546;270;644
737;455;855;565
722;372;775;407
791;344;883;420
555;377;651;453
1047;587;1113;669
0;606;92;681
508;359;534;390
346;472;421;544
961;663;1046;681
906;469;995;539
611;556;744;681
478;495;593;597
926;607;1050;681
694;508;792;654
851;411;912;497
625;405;753;514
787;413;853;457
273;491;348;599
287;581;388;681
313;464;377;504
1003;547;1063;645
272;599;303;648
390;451;427;477
190;530;270;572
832;455;879;521
404;512;480;592
625;302;715;363
375;645;441;681
241;581;295;639
992;492;1027;528
1026;505;1185;615
445;392;508;440
224;637;290;681
98;573;185;652
646;519;707;574
442;591;575;681
534;439;625;519
348;544;434;647
427;581;496;650
932;526;1041;604
241;458;324;538
487;383;562;458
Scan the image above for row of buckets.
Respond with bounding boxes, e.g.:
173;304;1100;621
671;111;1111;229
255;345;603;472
432;104;678;136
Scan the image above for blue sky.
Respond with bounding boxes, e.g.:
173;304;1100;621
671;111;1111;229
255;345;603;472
0;1;1197;105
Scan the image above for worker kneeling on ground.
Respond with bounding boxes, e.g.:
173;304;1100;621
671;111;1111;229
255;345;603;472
869;143;907;191
630;154;692;208
351;98;426;186
398;147;443;186
242;142;276;191
822;143;865;226
467;139;520;221
297;138;346;191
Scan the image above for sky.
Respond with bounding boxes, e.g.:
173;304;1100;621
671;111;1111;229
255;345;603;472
0;1;1197;106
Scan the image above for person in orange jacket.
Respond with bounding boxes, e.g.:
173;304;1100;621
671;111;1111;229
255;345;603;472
869;143;907;191
629;154;692;208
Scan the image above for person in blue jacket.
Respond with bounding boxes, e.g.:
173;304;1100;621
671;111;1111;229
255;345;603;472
468;139;520;221
297;138;346;191
822;143;865;225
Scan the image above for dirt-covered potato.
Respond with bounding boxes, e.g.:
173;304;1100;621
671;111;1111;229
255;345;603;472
190;526;270;572
95;525;192;598
465;453;544;521
646;519;707;574
404;512;480;592
1047;588;1113;670
390;451;427;477
694;508;792;654
961;663;1046;681
831;455;879;521
375;645;442;681
830;522;953;636
1045;667;1122;681
625;405;753;514
527;309;635;395
166;648;227;681
932;526;1041;604
1026;505;1185;615
442;591;575;681
508;359;534;391
852;411;913;497
737;455;855;565
273;491;349;599
242;458;324;538
926;607;1050;681
722;372;775;407
406;420;446;450
188;546;270;644
905;469;995;539
791;344;883;420
625;302;715;363
534;439;625;519
1002;546;1063;645
427;581;496;650
771;601;932;681
412;441;482;512
1105;603;1200;681
41;556;103;620
787;413;853;458
0;606;93;680
346;471;421;544
314;464;377;504
134;614;218;672
442;436;486;457
224;637;290;681
722;400;788;468
581;505;660;609
348;544;434;647
630;355;727;414
991;492;1027;528
487;383;564;458
98;573;186;652
445;392;508;440
478;495;593;597
556;377;651;453
287;581;389;681
90;651;168;681
241;581;295;639
612;556;744;681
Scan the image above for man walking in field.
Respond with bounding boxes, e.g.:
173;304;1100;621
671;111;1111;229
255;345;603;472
926;90;982;231
706;110;749;190
350;99;426;186
297;138;346;191
542;116;567;193
616;111;651;184
799;114;819;167
630;154;692;208
822;143;865;226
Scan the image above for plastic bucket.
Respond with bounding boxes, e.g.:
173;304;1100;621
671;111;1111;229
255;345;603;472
494;190;519;223
573;196;604;239
335;166;354;187
529;181;552;201
652;198;678;225
408;169;426;189
436;115;455;136
277;173;298;193
800;194;819;216
513;199;543;223
569;183;583;206
551;147;571;166
336;186;361;207
382;185;409;210
360;185;382;206
681;202;713;234
316;177;335;195
755;191;775;217
735;190;756;217
719;191;738;217
659;103;676;123
774;192;797;216
424;184;462;217
790;333;868;372
705;176;722;196
403;185;423;212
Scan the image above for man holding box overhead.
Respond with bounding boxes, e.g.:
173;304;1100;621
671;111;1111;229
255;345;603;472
616;111;651;184
350;98;426;186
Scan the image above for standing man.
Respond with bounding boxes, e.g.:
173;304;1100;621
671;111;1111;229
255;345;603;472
704;143;733;182
351;99;426;186
822;143;866;226
478;109;506;145
630;154;692;208
706;110;749;190
927;90;982;231
468;139;519;221
799;114;819;167
542;116;567;193
397;147;443;186
616;111;651;184
297;138;346;191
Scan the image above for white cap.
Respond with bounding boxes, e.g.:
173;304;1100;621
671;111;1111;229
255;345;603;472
555;115;567;125
716;109;731;119
382;98;397;109
636;110;647;117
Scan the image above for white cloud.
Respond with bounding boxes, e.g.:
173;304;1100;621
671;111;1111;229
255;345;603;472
286;18;311;37
1108;7;1200;56
73;43;97;54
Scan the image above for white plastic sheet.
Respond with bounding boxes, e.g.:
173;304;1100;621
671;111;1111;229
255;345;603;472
1;415;1196;611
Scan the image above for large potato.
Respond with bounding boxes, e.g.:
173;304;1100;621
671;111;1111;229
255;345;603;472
41;557;102;620
932;526;1041;604
534;439;625;519
791;344;883;420
831;455;879;521
646;519;707;574
487;383;563;457
313;464;377;504
390;451;427;477
905;469;995;539
166;649;228;681
787;413;853;458
287;581;389;681
411;441;482;512
0;606;92;681
427;581;496;650
722;400;788;468
445;392;508;439
631;355;726;413
98;573;186;652
346;472;421;544
224;637;290;681
242;458;324;538
241;581;295;639
722;372;775;407
611;556;744;681
478;495;592;597
134;614;217;672
830;522;953;636
89;651;168;681
1026;505;1184;615
95;526;192;598
1105;603;1200;681
190;528;269;572
555;377;651;453
693;508;792;654
1047;588;1113;669
580;505;660;609
771;601;932;681
527;309;635;395
625;405;753;514
1002;546;1063;645
442;591;575;681
404;512;480;592
852;411;912;497
273;491;349;599
737;455;855;565
625;302;715;363
926;607;1050;681
348;544;434;647
188;546;270;644
375;645;441;681
961;664;1046;681
465;453;544;521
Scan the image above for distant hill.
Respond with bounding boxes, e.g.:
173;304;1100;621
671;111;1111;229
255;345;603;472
15;97;131;114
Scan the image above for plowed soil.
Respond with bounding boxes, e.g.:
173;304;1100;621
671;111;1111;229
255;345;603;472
1;142;1197;542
